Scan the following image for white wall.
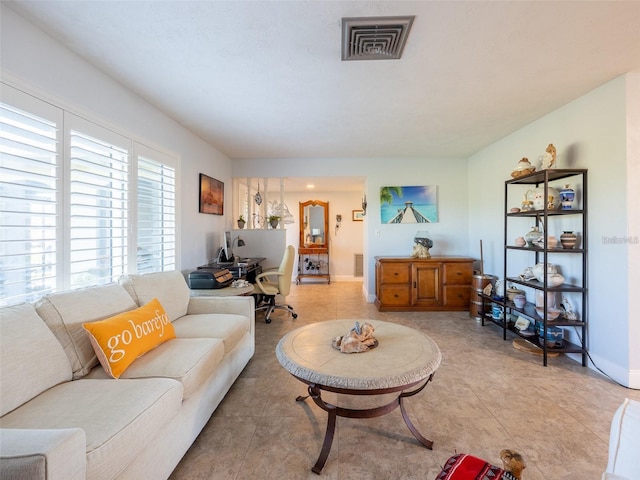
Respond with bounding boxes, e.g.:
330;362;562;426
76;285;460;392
233;157;471;299
1;5;232;274
626;72;640;388
468;75;639;387
228;229;286;271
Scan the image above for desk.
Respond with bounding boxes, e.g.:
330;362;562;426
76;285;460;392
198;257;265;283
276;319;441;474
190;284;254;297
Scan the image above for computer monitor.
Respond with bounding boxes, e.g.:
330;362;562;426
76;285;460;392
223;231;232;261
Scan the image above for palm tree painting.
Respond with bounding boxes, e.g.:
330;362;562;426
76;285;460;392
380;186;438;223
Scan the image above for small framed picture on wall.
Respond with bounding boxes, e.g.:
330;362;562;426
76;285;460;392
352;210;364;221
199;173;224;215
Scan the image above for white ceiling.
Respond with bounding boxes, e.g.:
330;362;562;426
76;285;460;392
5;1;640;164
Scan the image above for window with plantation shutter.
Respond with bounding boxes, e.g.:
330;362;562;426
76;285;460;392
67;115;130;289
136;146;176;273
0;88;61;306
0;83;180;307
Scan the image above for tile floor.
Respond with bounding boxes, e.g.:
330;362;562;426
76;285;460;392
170;282;639;480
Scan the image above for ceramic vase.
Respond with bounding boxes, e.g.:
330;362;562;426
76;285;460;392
513;294;526;309
547;235;558;249
237;220;245;229
560;231;578;249
559;185;576;210
515;236;526;247
524;226;542;247
531;186;560;210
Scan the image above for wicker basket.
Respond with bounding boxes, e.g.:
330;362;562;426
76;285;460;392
511;168;535;179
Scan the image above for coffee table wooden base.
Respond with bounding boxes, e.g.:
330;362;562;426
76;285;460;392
294;374;435;475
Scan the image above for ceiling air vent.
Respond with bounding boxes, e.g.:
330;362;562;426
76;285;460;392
342;16;415;61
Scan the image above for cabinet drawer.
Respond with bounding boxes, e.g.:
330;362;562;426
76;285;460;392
443;262;473;285
379;286;411;306
379;263;411;284
443;285;471;307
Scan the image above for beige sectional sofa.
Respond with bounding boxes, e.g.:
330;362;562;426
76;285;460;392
0;271;255;480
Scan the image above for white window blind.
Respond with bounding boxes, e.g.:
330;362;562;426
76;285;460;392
0;91;61;306
0;83;180;307
67;115;130;289
136;147;176;273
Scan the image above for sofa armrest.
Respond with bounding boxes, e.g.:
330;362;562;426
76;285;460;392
0;428;86;480
605;398;640;480
187;295;255;319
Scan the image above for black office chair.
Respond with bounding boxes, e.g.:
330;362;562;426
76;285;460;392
253;245;298;323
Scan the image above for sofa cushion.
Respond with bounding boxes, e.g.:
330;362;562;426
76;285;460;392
0;304;73;416
0;378;183;480
85;337;224;399
119;271;190;322
83;298;176;378
34;284;138;379
172;313;249;353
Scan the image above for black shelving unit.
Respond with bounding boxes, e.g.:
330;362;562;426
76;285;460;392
481;169;588;366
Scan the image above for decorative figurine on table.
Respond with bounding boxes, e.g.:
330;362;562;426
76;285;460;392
332;321;378;353
539;143;556;170
411;231;433;259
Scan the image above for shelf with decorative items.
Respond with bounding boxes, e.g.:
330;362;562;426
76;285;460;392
483;167;588;366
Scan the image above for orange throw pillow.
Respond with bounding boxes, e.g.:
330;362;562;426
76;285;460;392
83;298;176;378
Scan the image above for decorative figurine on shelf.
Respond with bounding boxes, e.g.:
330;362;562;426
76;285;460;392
331;321;377;353
539;143;557;170
411;231;433;258
511;157;536;179
521;190;535;211
561;295;579;320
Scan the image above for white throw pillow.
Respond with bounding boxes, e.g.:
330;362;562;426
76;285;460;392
606;398;640;479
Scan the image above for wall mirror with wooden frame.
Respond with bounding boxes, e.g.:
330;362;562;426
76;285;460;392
299;200;329;253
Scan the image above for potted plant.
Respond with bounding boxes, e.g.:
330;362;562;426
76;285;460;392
237;215;245;229
268;215;280;229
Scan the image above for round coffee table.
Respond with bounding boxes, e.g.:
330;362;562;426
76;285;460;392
276;319;442;474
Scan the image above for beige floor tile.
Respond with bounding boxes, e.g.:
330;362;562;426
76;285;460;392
170;281;635;479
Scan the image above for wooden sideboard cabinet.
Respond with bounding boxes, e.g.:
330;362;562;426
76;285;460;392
375;256;474;312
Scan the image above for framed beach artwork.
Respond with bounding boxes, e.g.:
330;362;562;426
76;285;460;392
199;173;224;215
380;186;438;224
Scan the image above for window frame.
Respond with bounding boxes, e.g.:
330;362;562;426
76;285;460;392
0;81;181;306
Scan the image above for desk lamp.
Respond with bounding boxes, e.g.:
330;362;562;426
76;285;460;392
231;236;246;260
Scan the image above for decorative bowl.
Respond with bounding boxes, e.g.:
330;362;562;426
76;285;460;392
537;324;564;348
535;307;563;320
